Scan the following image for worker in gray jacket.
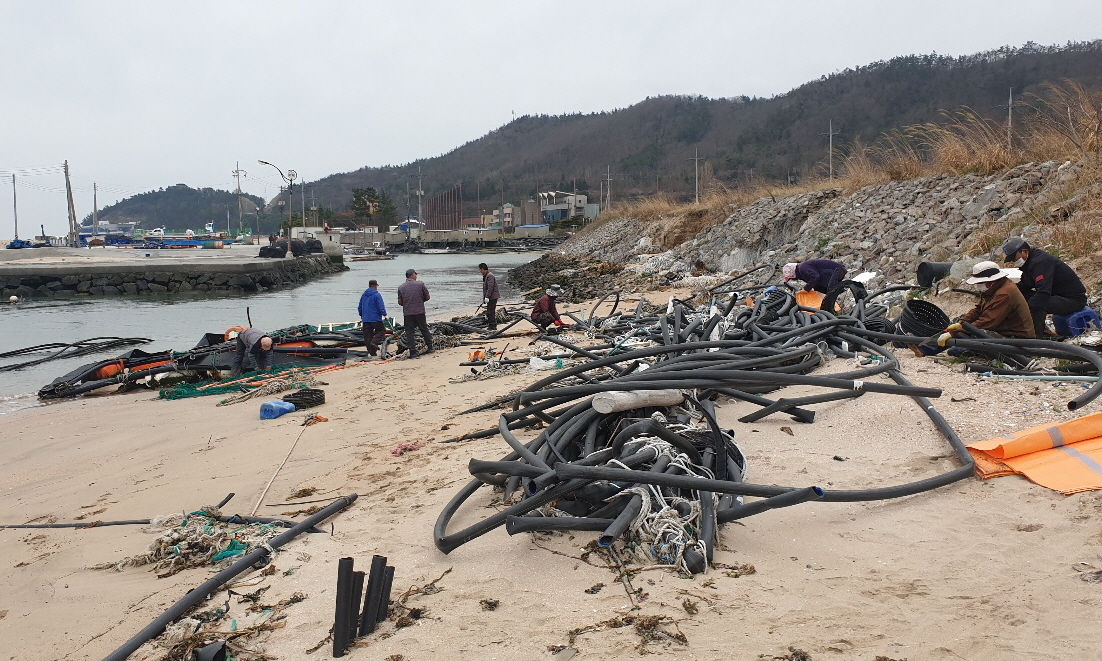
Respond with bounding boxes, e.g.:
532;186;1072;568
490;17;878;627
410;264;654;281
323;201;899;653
397;268;434;358
231;327;274;378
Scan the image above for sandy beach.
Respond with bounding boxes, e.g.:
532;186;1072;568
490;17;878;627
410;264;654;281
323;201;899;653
2;284;1102;661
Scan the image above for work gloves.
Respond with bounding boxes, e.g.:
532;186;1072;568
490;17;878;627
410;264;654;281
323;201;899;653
937;332;953;347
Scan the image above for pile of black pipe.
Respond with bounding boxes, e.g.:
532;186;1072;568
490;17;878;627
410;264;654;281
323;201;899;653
435;278;1102;573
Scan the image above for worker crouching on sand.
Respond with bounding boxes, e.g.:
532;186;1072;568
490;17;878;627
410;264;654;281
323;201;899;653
783;259;847;294
231;328;274;377
911;261;1035;357
532;284;566;331
1001;237;1088;338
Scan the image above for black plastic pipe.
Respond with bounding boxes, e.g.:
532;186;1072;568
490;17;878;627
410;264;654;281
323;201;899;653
333;557;355;657
377;565;395;623
598;494;643;547
358;554;388;636
721;486;825;522
505;515;615;534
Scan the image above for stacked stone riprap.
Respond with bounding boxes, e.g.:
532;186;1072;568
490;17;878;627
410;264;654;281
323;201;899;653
1;254;347;299
556;160;1090;293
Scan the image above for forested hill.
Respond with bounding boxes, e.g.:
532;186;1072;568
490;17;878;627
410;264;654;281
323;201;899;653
302;41;1102;216
87;184;264;234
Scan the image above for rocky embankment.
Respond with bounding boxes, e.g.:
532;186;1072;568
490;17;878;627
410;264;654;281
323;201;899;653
0;254;346;299
545;160;1102;297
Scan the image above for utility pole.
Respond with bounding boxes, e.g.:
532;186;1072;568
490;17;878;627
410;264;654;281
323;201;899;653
300;179;306;231
689;148;703;203
1007;88;1013;155
232;161;247;234
605;165;612;210
821;120;840;181
11;174;17;240
63;160;78;247
92;183;98;238
416;166;423;224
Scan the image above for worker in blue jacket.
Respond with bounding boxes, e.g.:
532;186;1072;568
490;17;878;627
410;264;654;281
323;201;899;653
357;279;388;357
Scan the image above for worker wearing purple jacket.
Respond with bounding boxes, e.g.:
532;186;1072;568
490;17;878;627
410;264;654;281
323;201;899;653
782;259;848;294
397;268;433;358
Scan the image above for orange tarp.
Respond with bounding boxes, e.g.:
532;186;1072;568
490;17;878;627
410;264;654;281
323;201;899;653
967;412;1102;494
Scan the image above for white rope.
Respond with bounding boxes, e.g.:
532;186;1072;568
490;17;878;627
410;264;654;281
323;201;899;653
251;425;309;516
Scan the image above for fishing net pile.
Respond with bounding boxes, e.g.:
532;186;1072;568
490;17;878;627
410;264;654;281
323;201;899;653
90;508;282;577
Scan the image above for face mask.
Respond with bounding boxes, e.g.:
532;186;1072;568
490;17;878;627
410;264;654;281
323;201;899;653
1013;258;1025;268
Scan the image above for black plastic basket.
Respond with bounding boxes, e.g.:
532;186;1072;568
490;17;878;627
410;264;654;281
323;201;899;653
898;300;950;337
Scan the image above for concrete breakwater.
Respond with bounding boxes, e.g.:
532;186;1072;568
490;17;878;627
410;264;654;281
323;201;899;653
0;253;347;299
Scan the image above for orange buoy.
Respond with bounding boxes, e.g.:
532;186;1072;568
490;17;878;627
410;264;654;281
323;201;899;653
224;326;248;342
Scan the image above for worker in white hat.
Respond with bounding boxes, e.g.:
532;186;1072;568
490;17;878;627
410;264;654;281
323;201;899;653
911;260;1034;357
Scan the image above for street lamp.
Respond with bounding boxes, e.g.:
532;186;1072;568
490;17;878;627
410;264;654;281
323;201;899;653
258;160;297;237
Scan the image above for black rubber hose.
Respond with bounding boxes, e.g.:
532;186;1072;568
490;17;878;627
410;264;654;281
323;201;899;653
932;336;1102;409
610;419;702;464
102;494;358;661
721;486;825;522
0;519;151;529
709;388;816;423
434;448;656;554
699;488;716;562
467;459;547;480
505;515;615;534
588;291;621;325
598;494;643;547
515;371;941;406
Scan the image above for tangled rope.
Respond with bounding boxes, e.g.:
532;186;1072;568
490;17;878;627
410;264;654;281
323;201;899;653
217;373;323;406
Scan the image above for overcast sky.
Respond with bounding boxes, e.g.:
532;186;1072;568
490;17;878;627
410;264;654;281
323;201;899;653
2;0;1101;238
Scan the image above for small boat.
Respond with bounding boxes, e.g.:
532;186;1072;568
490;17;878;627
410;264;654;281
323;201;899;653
419;247;450;254
350;254;395;261
36;326;359;399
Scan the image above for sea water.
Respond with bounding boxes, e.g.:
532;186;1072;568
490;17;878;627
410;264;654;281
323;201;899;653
0;251;539;413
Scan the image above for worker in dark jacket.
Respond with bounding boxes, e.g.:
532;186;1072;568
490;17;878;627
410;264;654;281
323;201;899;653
783;259;847;294
912;261;1034;356
479;263;500;331
1001;237;1087;337
531;285;564;330
231;327;274;377
397;268;433;358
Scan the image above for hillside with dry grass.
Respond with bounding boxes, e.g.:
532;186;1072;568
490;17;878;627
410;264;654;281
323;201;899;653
559;80;1102;297
287;42;1102;220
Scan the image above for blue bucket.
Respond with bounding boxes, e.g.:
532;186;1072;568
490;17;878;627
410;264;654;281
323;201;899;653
1052;307;1100;337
